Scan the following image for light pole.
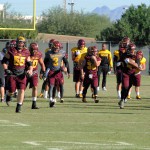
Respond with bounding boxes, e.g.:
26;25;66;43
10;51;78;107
68;0;74;13
0;4;4;21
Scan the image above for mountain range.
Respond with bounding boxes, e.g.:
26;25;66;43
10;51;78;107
92;5;129;21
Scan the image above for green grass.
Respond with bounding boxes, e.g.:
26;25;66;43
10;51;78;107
0;75;150;150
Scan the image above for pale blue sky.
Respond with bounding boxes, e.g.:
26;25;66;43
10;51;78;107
0;0;149;16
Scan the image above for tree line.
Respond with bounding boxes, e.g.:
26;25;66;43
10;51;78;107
0;3;149;46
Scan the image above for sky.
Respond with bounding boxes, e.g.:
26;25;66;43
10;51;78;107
0;0;149;16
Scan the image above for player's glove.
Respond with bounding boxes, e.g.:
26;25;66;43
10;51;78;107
42;72;47;80
5;69;13;75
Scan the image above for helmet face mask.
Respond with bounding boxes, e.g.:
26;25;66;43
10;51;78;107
122;36;130;45
52;41;61;53
88;46;98;56
16;36;26;49
10;40;16;49
119;42;126;53
78;39;85;49
127;43;136;56
136;50;143;59
29;43;38;56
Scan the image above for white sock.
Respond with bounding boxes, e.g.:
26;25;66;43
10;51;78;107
97;87;100;91
136;92;140;96
44;91;48;98
79;91;82;94
32;97;37;101
57;91;60;98
117;90;121;98
49;97;52;101
128;91;131;96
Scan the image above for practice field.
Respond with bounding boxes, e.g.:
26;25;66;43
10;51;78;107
0;75;150;150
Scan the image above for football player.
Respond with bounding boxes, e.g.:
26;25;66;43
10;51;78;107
118;43;142;109
97;43;113;91
27;42;45;109
71;39;87;98
2;36;33;113
44;41;67;107
113;41;127;99
127;50;146;100
38;39;56;99
0;41;10;102
80;46;101;103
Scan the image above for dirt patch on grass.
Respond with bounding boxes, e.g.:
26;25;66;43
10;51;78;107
37;33;96;43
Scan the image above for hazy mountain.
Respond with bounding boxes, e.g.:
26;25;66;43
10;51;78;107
92;5;128;21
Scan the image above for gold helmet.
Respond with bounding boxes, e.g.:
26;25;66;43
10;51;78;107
16;36;26;49
16;36;26;42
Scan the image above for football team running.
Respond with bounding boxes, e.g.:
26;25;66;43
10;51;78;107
0;36;146;112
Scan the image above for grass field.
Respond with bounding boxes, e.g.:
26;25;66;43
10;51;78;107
0;74;150;150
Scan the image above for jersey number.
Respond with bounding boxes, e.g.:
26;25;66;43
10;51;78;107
53;57;58;66
32;60;38;68
14;56;26;66
87;61;96;70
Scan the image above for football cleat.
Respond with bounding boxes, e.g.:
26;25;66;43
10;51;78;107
32;106;39;109
82;98;87;103
38;93;43;98
16;103;22;113
60;98;64;103
102;87;107;91
31;101;39;109
1;98;4;103
94;99;99;103
127;95;131;99
118;100;124;109
79;94;83;98
75;94;79;98
6;95;11;106
49;101;55;107
136;95;141;100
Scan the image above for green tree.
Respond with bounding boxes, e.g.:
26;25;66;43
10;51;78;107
37;6;112;38
97;4;150;45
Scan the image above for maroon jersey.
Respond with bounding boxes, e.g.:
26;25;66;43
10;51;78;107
8;48;30;75
84;55;100;76
120;53;136;75
30;50;42;71
83;55;100;88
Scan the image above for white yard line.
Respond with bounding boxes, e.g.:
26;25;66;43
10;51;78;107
14;123;30;126
47;148;63;150
51;141;133;146
0;120;29;126
1;131;150;134
80;121;150;124
22;140;150;150
23;141;41;146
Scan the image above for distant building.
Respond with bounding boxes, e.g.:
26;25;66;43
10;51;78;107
22;15;43;23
